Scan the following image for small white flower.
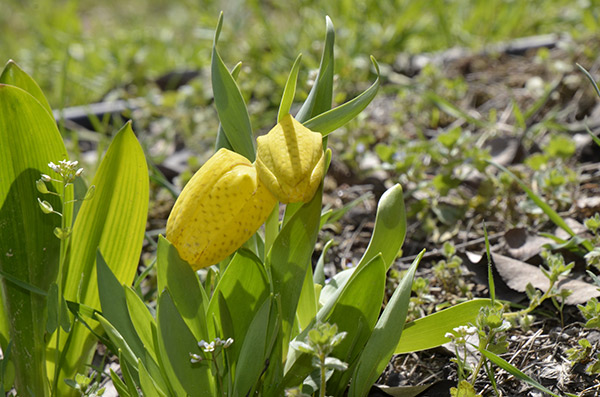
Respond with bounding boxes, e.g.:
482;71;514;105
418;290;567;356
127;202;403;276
75;168;84;177
41;174;52;182
223;338;234;348
48;162;60;172
190;353;203;363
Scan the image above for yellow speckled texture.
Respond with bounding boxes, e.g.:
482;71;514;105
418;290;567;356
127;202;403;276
255;114;324;203
166;148;277;269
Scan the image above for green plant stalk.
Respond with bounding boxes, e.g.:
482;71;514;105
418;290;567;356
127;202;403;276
319;353;327;397
503;279;557;321
470;330;495;386
52;179;73;395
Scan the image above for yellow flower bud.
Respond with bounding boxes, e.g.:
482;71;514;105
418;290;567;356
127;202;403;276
166;148;277;270
255;114;325;204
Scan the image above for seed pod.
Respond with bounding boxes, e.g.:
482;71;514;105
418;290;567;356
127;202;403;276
255;114;324;203
166;148;276;270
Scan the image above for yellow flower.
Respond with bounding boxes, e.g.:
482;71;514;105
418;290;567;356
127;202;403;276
255;114;325;204
166;148;276;270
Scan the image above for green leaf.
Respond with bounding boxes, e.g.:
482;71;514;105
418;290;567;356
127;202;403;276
110;368;132;397
211;12;255;161
577;63;600;98
349;250;423;397
0;83;69;395
97;251;146;360
206;249;270;367
51;121;148;392
326;255;387;395
282;255;386;392
395;299;495;354
304;57;381;136
96;314;139;374
124;287;158;363
156;236;208;341
0;60;52;116
296;264;318;332
158;290;214;396
296;16;335;122
314;239;333;286
233;296;272;396
480;349;561;397
47;283;59;334
278;54;303;123
358;184;406;270
215;62;242;153
138;358;168;397
269;184;322;353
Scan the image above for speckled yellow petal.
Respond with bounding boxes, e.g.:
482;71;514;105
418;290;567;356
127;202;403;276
166;148;276;270
256;114;325;203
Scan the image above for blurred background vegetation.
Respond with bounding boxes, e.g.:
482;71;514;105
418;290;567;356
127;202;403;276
2;0;597;108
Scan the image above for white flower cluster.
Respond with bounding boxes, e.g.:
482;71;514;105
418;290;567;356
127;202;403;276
48;160;83;183
190;337;234;363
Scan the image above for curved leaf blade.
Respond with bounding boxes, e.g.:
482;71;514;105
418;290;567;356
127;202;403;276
304;57;381;136
211;13;255;161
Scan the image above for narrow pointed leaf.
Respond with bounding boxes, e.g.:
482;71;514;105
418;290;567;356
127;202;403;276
350;250;424;397
395;299;495;354
304;57;381;136
278;54;303;122
212;13;255;161
296;16;335;122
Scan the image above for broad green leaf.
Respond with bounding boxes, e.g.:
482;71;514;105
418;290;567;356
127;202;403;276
233;297;272;396
395;299;495;354
0;60;52;116
156;236;208;341
489;160;593;251
326;255;387;396
212;13;255;161
269;184;322;353
97;251;146;361
124;287;158;363
480;349;561;397
158;290;213;396
296;16;335;122
138;358;168;397
296;264;318;332
278;54;303;122
51;121;148;393
124;286;171;395
0;83;69;395
358;184;406;270
282;255;386;392
304;57;381;136
206;249;270;367
350;250;423;397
